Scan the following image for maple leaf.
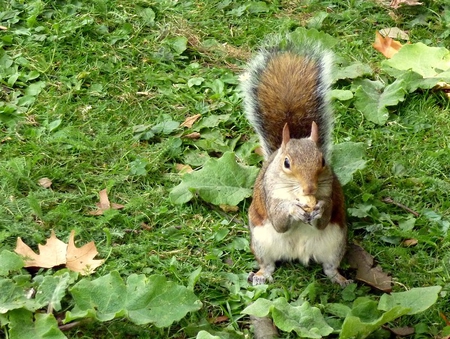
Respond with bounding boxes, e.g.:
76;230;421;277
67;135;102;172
66;230;104;275
15;230;67;268
89;188;125;215
14;230;104;275
373;31;403;58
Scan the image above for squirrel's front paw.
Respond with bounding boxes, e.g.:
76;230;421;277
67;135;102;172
310;200;325;221
289;203;311;224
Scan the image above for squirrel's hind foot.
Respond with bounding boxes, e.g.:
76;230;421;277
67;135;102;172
248;271;273;286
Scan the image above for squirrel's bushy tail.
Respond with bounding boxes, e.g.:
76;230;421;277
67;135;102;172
241;36;334;160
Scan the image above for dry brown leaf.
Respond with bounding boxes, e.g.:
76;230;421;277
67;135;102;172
0;26;7;30
347;243;392;292
255;146;264;156
15;230;67;268
14;230;104;275
212;315;229;324
373;31;404;58
390;0;422;9
183;132;201;139
180;114;201;128
66;230;104;275
38;177;53;189
89;188;125;215
175;164;193;174
402;238;418;247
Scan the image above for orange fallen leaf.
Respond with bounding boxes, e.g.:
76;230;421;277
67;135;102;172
89;188;125;215
15;230;67;268
66;230;104;275
373;31;403;58
180;114;201;128
15;230;104;275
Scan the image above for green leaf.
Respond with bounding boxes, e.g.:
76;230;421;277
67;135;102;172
24;81;46;96
67;271;127;322
0;278;42;313
167;36;188;55
340;297;412;339
243;298;333;338
8;309;67;339
0;250;24;276
35;273;71;312
332;142;367;185
65;272;201;328
196;331;221;339
382;42;450;78
331;89;353;101
242;298;273;317
140;8;155;26
333;62;373;83
378;286;441;315
169;152;259;205
125;274;202;327
354;79;407;125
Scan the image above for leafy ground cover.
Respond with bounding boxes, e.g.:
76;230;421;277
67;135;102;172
1;0;450;338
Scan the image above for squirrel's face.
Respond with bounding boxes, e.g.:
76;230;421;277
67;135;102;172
280;138;326;197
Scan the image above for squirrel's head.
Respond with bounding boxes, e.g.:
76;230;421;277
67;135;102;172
279;122;326;196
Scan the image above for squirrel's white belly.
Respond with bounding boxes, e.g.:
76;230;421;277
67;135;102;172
251;221;344;266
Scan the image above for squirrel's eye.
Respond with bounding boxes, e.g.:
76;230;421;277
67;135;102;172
284;157;290;169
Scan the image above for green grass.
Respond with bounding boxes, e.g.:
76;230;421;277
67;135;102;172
1;0;450;338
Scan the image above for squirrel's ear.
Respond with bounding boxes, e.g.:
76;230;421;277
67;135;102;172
282;123;290;146
309;121;319;143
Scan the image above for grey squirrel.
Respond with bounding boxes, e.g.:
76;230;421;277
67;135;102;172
241;37;351;287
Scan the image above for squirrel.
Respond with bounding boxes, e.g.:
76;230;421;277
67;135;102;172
241;36;351;287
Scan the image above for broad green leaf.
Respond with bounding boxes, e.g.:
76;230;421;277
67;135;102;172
242;298;273;317
340;297;411;339
35;273;71;312
331;89;353;101
332;62;373;83
169;152;259;205
196;331;221;339
332;142;367;185
242;298;333;338
247;1;269;14
0;250;24;276
7;309;66;339
378;286;441;315
125;274;202;327
66;272;201;328
140;8;155;25
66;271;127;322
291;27;338;49
168;36;188;55
382;43;450;78
0;278;42;313
24;81;46;96
354;79;407;125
